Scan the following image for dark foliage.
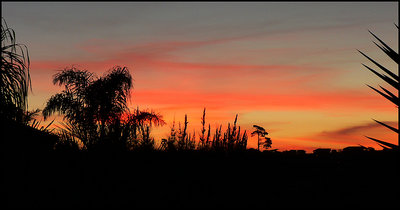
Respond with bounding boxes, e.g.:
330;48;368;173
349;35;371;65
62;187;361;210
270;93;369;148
359;25;399;149
1;17;31;122
42;66;137;149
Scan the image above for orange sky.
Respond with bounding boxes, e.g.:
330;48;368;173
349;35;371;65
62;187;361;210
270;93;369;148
3;2;398;152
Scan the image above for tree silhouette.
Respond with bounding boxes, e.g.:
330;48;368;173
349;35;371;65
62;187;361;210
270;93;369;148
43;66;133;148
358;25;399;150
251;125;271;151
1;17;31;123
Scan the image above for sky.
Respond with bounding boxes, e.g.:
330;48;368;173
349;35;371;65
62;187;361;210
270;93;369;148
2;2;398;152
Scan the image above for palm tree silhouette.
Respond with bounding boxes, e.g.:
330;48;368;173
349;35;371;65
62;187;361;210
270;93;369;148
43;66;133;148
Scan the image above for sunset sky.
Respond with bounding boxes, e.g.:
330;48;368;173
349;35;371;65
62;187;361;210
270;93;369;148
2;2;398;152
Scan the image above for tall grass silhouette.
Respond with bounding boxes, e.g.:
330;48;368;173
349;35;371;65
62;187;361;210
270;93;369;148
358;25;399;150
161;109;248;152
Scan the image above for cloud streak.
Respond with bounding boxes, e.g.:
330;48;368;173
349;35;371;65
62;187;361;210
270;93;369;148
292;121;399;150
131;88;394;112
320;121;398;136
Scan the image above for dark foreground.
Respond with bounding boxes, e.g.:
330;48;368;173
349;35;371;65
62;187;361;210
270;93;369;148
3;148;399;208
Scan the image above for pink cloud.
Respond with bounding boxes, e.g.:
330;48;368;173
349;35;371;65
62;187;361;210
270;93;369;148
130;88;394;112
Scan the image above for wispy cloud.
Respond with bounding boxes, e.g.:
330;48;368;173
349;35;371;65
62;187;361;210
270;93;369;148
131;88;394;112
294;121;399;149
320;121;398;136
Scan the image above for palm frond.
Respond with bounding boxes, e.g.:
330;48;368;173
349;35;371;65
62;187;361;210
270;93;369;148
53;66;95;88
1;18;31;121
42;92;75;120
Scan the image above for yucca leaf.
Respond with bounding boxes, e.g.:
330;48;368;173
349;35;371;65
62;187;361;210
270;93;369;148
373;41;399;64
365;136;398;149
358;50;399;81
362;27;399;150
378;85;398;100
377;143;390;150
362;64;398;90
366;85;399;106
372;119;399;133
368;30;399;64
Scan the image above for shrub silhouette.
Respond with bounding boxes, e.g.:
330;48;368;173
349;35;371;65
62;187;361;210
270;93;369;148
358;25;399;150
